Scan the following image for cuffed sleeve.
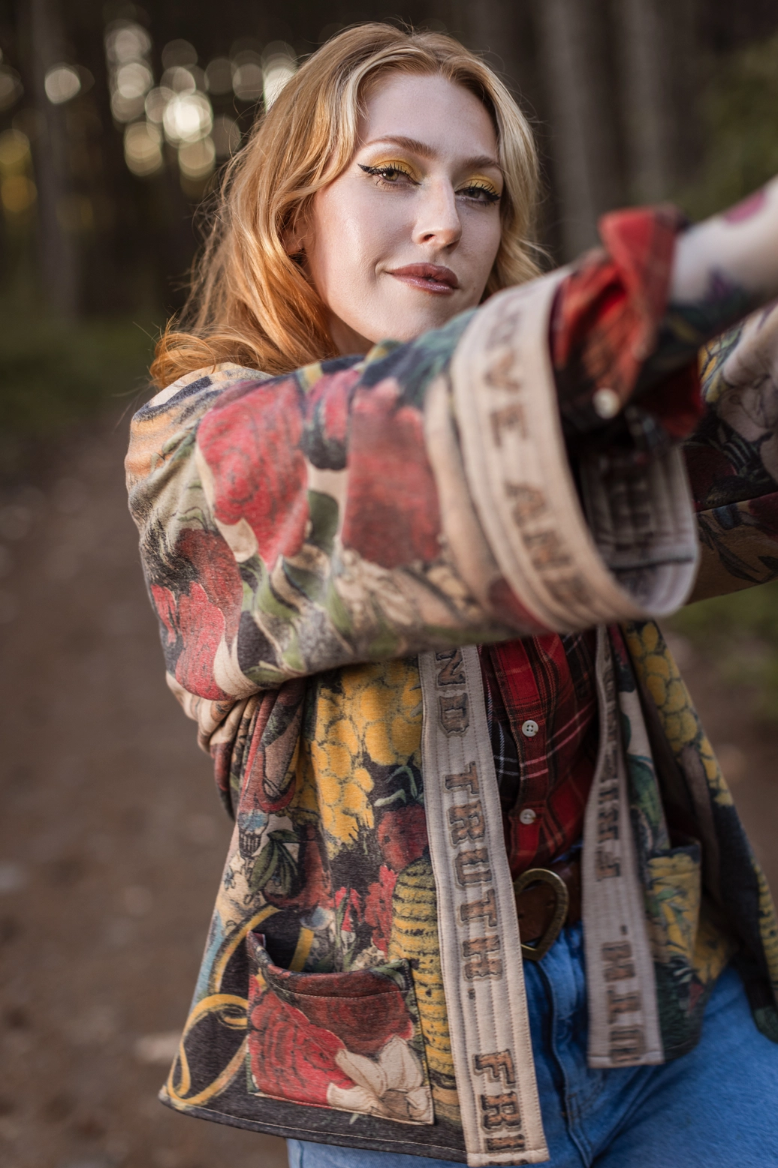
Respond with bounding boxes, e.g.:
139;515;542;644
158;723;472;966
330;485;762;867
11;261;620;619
684;303;778;600
127;273;701;716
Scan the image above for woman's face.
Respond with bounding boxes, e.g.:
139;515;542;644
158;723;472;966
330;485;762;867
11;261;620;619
300;73;505;355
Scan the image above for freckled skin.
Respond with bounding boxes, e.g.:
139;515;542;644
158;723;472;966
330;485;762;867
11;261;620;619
295;74;504;356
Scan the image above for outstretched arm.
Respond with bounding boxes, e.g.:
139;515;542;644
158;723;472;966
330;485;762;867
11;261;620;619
126;182;778;709
127;272;689;704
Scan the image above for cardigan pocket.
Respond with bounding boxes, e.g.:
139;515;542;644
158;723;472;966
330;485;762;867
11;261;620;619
245;930;434;1124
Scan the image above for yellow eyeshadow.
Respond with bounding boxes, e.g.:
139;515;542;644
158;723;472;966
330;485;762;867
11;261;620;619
366;158;419;177
462;174;501;195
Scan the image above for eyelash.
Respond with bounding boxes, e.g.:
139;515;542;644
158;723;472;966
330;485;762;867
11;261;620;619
358;163;500;205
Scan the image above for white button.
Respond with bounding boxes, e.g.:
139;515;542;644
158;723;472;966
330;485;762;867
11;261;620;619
519;808;537;826
521;719;539;738
593;387;621;419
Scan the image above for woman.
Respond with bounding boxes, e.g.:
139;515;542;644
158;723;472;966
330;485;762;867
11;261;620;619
127;23;778;1168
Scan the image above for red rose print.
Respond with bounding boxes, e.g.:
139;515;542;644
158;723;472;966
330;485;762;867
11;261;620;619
174;581;229;700
377;803;429;872
292;825;333;910
248;990;352;1105
151;583;177;647
320;374;351;446
177;527;243;642
303;367;358;467
341;379;442;568
197;377;309;567
238;683;306;816
364;866;398;953
334;887;362;934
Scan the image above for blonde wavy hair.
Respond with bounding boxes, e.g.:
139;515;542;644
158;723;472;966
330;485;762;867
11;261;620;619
151;23;542;388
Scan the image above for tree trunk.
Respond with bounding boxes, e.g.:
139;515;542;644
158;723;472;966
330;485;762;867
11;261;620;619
613;0;700;203
21;0;80;317
531;0;624;258
613;0;671;202
663;0;701;191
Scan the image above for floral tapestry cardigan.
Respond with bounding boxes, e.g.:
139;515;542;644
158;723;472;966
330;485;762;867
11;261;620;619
126;287;778;1162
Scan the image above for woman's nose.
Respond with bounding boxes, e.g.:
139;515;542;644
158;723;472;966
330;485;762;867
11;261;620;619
411;180;462;249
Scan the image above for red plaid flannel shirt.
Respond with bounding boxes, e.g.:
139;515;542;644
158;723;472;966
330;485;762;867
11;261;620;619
481;632;598;878
482;205;703;878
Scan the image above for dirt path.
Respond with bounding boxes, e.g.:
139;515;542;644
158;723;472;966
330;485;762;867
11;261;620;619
0;413;776;1168
0;415;287;1168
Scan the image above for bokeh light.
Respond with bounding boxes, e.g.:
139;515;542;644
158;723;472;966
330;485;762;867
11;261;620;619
111;91;145;123
161;39;198;69
232;51;263;101
0;128;35;218
1;174;36;214
115;61;153;100
162;92;213;145
0;66;22;112
44;65;82;105
105;21;152;65
124;121;164;177
178;136;215;180
160;66;197;94
0;128;31;173
144;87;174;124
105;19;154;125
262;43;297;107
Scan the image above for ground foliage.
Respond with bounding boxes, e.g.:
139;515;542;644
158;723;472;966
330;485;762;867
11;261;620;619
680;32;778;220
669;580;778;722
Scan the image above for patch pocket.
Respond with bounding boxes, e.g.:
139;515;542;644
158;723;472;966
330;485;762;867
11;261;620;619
245;931;434;1124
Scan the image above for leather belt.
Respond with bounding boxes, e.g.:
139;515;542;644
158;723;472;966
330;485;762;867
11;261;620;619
513;853;582;962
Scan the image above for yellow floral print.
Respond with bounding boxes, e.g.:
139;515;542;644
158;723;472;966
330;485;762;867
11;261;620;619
692;905;736;986
756;862;778;991
624;621;734;807
291;658;422;853
645;850;701;965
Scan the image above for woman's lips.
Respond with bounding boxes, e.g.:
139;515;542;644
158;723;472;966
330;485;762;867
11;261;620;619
388;264;459;294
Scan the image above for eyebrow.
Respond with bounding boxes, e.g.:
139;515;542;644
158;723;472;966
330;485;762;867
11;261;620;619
361;135;502;172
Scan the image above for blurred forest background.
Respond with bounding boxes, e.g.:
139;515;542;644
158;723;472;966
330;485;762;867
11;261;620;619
3;3;778;1167
1;0;778;462
2;0;778;677
2;0;778;463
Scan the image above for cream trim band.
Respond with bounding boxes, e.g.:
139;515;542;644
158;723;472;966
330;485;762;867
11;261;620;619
582;630;663;1068
420;646;549;1166
419;633;665;1166
450;271;699;632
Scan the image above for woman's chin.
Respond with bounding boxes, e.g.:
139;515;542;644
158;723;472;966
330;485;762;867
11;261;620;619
369;301;467;343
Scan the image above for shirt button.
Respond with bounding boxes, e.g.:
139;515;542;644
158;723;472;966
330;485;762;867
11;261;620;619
521;719;539;738
519;808;537;825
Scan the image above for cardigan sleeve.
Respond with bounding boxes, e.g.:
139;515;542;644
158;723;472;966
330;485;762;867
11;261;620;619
683;302;778;602
126;262;700;712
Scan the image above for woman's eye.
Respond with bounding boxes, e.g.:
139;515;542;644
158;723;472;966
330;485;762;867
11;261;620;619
359;163;416;186
459;184;501;205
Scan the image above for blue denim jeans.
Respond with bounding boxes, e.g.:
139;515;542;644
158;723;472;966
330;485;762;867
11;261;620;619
287;922;778;1167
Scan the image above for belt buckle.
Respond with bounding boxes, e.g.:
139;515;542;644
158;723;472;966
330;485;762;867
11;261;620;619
513;867;570;962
